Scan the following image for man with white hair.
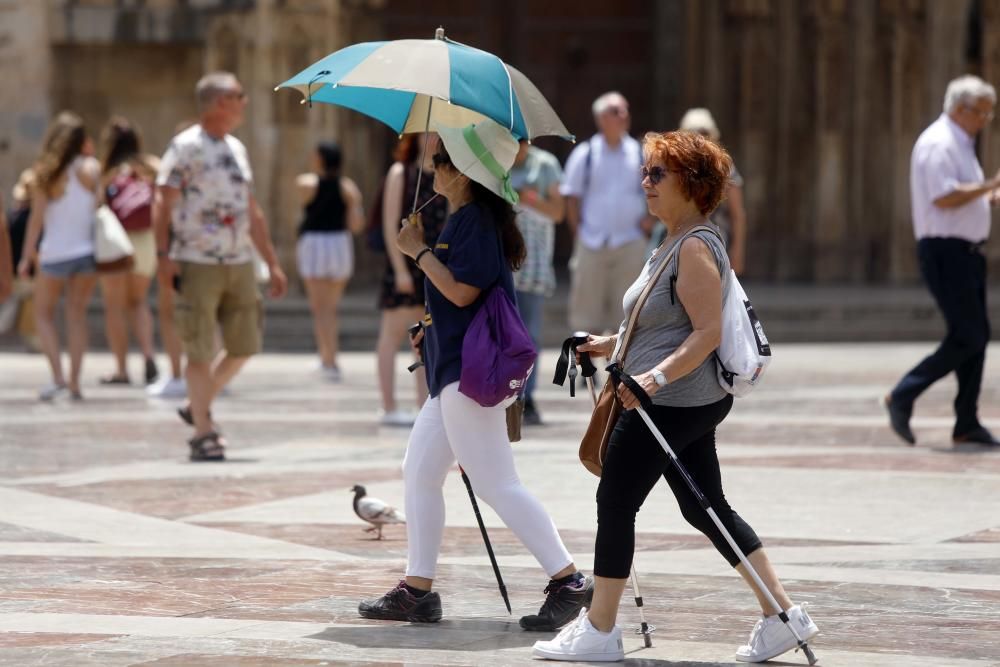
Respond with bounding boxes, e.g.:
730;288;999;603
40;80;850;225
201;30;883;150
885;74;1000;447
561;91;650;334
154;71;288;461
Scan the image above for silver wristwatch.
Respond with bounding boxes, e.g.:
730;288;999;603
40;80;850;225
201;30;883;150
651;369;668;387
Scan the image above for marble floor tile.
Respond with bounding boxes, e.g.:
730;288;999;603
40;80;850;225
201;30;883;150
0;348;999;665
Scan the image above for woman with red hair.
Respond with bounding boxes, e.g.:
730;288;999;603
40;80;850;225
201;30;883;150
534;131;819;663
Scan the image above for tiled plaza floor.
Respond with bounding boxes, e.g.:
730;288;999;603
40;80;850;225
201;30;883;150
1;344;999;666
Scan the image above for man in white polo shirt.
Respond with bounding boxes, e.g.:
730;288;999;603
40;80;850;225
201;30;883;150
561;92;651;334
886;75;1000;447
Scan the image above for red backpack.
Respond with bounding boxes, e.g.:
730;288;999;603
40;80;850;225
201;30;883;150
106;170;153;232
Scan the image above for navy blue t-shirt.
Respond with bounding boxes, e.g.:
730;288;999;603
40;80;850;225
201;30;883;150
423;202;517;398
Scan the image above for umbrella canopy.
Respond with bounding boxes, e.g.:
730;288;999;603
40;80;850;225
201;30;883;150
276;28;573;142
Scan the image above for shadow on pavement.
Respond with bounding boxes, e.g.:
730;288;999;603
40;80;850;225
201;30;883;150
308;621;805;666
308;617;537;650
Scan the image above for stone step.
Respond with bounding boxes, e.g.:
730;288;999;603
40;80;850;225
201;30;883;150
2;283;994;352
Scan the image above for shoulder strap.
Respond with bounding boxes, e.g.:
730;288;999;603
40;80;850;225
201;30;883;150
582;137;594;195
614;235;682;364
668;224;724;276
617;225;719;363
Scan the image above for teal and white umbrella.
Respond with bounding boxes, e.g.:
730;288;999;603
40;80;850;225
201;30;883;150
276;28;572;142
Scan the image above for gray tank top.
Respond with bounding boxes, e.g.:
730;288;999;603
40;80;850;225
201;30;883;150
615;226;731;407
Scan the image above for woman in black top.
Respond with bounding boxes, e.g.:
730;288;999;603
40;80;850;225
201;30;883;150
294;141;364;380
374;134;449;425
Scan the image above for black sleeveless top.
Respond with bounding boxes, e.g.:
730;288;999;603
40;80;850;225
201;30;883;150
298;177;346;235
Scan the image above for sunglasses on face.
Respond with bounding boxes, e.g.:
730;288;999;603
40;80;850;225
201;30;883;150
431;152;451;168
640;165;669;185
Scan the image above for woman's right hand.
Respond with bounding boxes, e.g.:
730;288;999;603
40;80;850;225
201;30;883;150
409;327;424;358
577;334;616;359
16;255;34;279
394;271;415;295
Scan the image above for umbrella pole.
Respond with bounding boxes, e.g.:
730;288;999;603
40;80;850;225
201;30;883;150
410;96;435;214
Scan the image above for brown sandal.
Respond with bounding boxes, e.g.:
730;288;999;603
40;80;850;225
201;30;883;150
178;406;214;428
188;432;226;462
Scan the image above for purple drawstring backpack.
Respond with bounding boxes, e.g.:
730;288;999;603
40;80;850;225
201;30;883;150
459;284;537;408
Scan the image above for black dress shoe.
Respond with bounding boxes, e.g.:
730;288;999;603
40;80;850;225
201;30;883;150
883;395;915;445
953;426;1000;446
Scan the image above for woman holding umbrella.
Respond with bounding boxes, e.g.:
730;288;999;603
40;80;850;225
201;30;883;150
357;119;592;630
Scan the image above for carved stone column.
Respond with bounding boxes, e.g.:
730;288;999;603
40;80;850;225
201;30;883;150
0;0;51;196
809;0;851;283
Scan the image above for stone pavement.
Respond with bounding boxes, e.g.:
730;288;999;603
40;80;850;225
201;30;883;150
0;345;999;666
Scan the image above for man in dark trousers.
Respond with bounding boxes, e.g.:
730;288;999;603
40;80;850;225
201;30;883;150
886;75;999;447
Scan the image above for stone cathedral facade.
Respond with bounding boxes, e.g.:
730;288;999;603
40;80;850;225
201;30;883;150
1;0;997;285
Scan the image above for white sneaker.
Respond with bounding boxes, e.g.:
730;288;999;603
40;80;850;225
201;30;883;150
379;409;415;427
532;609;624;662
736;604;819;663
39;383;67;402
147;376;187;399
321;365;342;382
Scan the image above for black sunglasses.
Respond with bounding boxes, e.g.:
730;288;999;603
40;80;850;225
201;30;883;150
640;165;670;185
431;152;451;168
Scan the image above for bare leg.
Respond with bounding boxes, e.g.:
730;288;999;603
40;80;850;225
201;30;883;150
209;351;250;400
376;306;424;412
735;548;794;615
304;278;335;367
65;272;98;394
100;272;130;378
586;575;629;632
156;272;183;378
186;359;214;436
326;278;348;368
404;575;433;592
34;273;66;386
127;273;156;360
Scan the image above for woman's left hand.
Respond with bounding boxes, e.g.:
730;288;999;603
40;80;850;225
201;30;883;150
616;371;660;410
396;213;426;259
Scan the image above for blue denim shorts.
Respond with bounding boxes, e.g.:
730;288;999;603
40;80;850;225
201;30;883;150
40;254;97;278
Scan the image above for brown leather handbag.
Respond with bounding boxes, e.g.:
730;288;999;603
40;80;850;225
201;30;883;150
578;238;685;477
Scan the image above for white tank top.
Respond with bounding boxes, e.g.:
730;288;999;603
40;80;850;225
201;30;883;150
39;157;96;264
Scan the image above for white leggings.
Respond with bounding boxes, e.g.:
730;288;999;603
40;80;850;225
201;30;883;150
403;382;573;579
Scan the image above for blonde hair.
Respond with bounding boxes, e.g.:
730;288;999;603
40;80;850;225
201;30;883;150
679;108;721;141
34;111;87;197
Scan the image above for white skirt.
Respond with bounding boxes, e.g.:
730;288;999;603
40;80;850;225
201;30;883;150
297;231;354;280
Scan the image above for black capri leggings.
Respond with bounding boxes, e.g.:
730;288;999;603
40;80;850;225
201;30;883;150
594;394;762;578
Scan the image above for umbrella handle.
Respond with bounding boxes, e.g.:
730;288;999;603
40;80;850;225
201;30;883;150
410;96;435;214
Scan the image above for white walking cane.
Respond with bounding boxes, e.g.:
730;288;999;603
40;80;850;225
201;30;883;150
608;364;818;665
582;370;654;648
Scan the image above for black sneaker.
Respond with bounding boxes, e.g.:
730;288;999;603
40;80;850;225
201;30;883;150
519;574;593;631
523;397;543;426
358;581;443;623
145;357;159;385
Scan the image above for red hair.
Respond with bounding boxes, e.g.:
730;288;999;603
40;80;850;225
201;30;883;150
393;134;420;164
643;130;733;215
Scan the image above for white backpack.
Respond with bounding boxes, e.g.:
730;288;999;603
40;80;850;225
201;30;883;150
715;269;771;396
673;226;771;397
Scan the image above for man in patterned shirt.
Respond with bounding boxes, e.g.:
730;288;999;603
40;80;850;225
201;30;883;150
153;71;287;461
511;139;565;425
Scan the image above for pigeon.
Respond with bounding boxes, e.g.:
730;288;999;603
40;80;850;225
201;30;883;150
350;484;405;540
